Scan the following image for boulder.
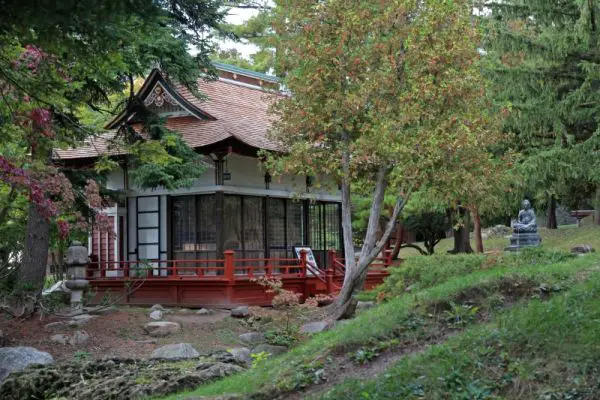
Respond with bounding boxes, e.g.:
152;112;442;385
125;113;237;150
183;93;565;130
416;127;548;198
571;244;595;254
238;332;265;345
196;362;244;379
150;304;165;311
357;301;375;311
196;308;213;315
50;334;69;345
300;321;330;334
252;344;288;357
150;343;199;360
69;330;90;346
227;347;252;366
149;310;164;320
143;321;181;337
0;346;54;382
177;308;192;314
230;306;250;318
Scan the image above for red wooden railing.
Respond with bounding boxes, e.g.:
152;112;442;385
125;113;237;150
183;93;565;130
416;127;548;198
85;249;393;289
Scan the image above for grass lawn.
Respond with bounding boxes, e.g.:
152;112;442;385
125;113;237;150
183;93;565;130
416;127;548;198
399;224;600;258
159;225;600;399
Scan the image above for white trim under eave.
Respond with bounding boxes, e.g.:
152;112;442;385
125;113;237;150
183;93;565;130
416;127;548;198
125;185;341;202
218;77;279;92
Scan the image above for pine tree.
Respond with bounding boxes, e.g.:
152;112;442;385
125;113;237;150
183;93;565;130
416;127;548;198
483;0;600;224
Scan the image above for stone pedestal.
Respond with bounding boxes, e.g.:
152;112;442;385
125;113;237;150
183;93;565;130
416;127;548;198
505;232;542;252
64;241;90;310
64;279;90;310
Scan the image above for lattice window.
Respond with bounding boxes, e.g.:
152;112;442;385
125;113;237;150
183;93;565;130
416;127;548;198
287;200;305;251
243;197;265;259
172;196;196;251
223;196;242;251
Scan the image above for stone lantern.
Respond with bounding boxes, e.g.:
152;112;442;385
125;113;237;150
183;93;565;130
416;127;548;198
63;241;90;310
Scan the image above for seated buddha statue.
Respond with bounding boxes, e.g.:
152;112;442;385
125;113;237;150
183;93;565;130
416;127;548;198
513;199;537;233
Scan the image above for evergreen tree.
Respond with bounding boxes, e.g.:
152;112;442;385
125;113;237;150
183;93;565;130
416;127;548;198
483;0;600;225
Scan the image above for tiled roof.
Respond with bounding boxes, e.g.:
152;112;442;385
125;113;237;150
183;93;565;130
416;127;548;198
54;68;282;161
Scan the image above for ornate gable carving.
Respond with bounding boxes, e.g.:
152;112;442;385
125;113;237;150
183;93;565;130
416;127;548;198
144;84;179;108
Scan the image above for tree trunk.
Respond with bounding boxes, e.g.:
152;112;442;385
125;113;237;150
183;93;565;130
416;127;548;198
15;202;51;315
334;165;406;320
594;187;600;225
470;205;484;253
448;206;473;254
546;195;557;229
15;144;52;315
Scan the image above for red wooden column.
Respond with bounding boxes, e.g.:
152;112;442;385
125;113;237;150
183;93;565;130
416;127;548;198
224;250;235;305
300;249;307;278
224;250;235;281
327;249;337;274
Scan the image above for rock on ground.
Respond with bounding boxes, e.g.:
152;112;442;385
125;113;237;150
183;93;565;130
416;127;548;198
230;306;250;318
150;304;165;311
238;332;265;345
300;321;330;334
149;310;164;320
479;224;512;240
50;334;69;345
196;308;213;315
69;331;90;346
196;362;244;378
0;346;54;382
571;244;595;254
143;321;181;337
357;301;375;311
227;347;252;366
150;343;200;360
252;344;288;357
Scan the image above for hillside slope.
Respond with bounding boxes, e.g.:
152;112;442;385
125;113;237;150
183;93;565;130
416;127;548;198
163;227;600;399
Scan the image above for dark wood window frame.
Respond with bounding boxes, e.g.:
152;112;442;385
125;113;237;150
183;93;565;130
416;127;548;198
169;193;342;266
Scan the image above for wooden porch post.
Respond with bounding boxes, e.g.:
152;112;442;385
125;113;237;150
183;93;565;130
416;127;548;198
326;267;334;294
327;249;337;273
216;191;225;257
224;250;235;282
300;249;307;278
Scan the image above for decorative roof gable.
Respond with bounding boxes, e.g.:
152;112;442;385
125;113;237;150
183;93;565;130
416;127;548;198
105;69;216;129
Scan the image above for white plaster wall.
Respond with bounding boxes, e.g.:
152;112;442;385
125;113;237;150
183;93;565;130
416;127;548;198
123;153;341;201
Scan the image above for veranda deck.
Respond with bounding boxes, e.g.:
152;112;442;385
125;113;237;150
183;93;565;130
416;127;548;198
86;250;393;307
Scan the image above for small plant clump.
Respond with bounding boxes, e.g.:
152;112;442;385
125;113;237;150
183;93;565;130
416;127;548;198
251;276;303;347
